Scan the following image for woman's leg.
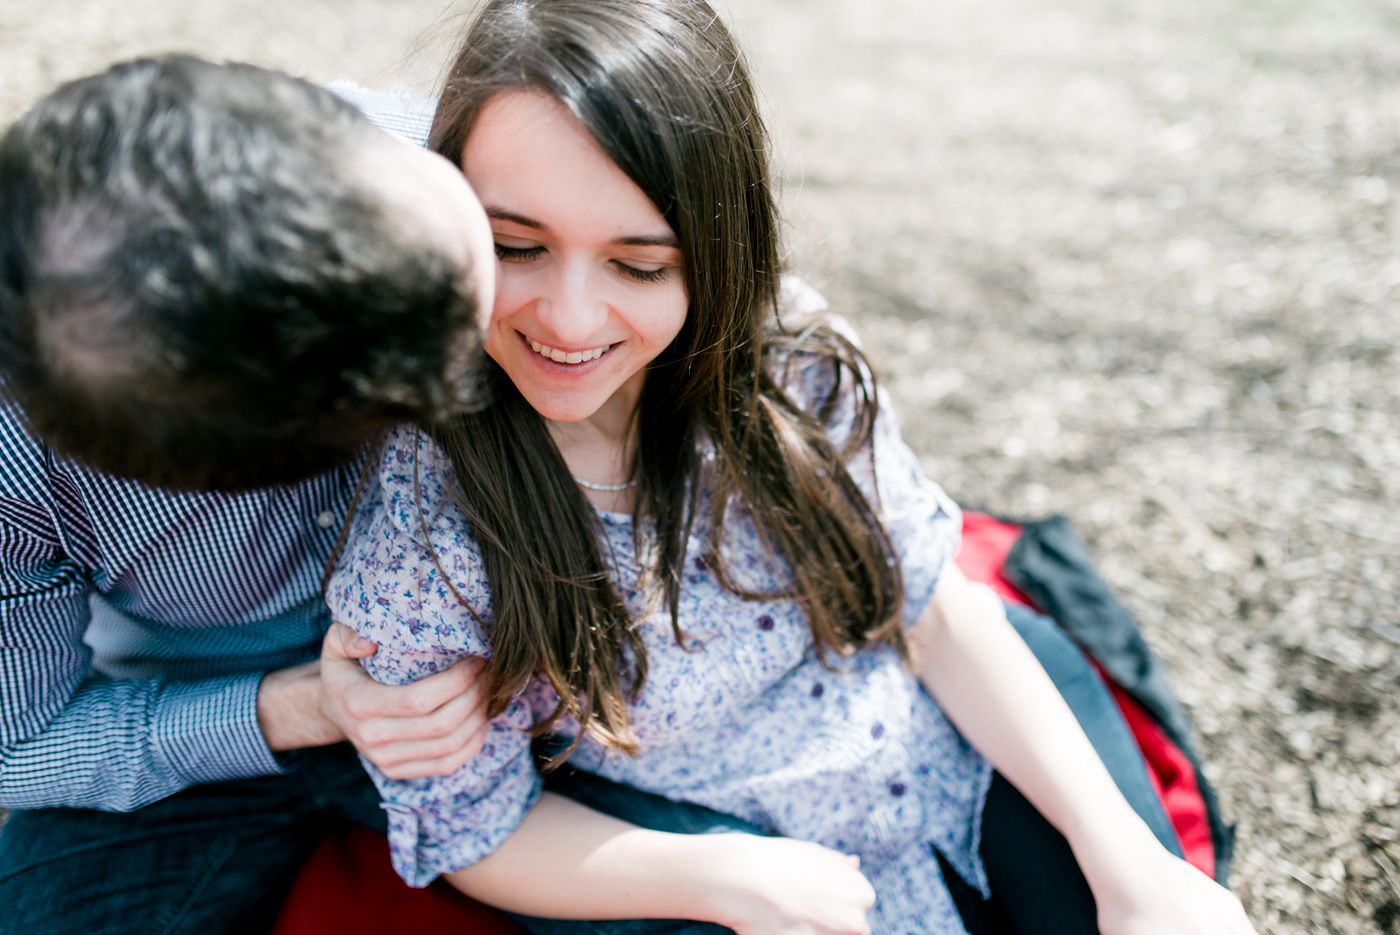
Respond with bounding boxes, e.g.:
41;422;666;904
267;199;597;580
944;603;1182;934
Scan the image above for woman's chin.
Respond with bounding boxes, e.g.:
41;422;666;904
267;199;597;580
520;390;608;424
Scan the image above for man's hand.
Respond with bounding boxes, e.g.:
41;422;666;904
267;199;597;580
258;660;344;751
318;622;491;779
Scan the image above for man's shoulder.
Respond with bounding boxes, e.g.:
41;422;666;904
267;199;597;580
325;80;438;147
0;395;55;501
0;395;145;508
0;394;351;518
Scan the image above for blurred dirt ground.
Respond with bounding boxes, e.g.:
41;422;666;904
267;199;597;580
2;0;1398;931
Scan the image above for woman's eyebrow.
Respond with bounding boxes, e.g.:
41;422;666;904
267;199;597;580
486;207;544;229
487;207;679;249
612;233;680;248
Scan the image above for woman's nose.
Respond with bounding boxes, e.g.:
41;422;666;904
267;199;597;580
534;258;608;346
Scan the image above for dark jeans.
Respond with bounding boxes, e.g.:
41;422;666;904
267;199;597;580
0;604;1178;935
0;743;385;935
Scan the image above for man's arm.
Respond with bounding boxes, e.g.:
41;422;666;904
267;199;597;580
0;489;289;810
0;394;290;810
0;544;490;812
0;397;490;812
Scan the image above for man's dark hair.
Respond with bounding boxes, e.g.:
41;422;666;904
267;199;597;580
0;55;485;491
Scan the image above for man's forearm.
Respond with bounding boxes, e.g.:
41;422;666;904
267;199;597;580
0;672;283;812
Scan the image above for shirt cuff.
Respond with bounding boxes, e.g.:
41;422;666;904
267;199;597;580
153;672;285;787
898;495;963;629
384;767;543;887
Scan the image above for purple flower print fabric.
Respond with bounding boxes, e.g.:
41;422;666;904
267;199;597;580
326;321;992;934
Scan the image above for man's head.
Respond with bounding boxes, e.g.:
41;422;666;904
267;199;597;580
0;55;495;491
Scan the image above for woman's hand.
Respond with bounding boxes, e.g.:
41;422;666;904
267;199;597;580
696;834;875;935
1086;845;1254;935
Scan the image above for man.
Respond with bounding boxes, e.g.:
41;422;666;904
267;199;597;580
0;56;499;933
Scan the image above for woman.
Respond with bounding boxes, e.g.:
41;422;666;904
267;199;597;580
326;1;1253;932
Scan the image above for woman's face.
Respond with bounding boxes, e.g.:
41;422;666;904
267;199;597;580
463;91;688;424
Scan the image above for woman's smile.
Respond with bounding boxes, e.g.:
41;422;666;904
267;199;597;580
520;331;614;365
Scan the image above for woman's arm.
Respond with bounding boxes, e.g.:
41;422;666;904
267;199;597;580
912;563;1254;935
445;791;875;935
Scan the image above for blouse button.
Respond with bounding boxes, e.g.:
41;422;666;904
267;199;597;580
870;722;885;739
757;615;775;631
890;782;907;797
316;510;338;529
811;683;824;698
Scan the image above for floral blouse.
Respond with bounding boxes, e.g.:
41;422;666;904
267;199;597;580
326;323;992;935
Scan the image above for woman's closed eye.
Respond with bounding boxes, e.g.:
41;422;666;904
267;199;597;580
495;242;545;262
612;260;671;284
493;223;678;284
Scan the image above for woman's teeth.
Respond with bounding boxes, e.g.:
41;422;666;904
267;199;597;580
528;338;611;364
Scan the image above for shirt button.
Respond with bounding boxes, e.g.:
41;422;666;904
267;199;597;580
316;510;338;529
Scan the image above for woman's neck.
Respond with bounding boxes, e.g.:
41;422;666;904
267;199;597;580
547;372;643;513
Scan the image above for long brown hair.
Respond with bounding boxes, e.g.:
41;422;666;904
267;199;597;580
427;0;905;760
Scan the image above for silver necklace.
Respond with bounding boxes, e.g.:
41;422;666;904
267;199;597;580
572;476;638;492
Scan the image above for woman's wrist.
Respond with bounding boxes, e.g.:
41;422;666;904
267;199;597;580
1063;807;1172;901
657;833;755;926
1068;821;1254;934
654;832;796;929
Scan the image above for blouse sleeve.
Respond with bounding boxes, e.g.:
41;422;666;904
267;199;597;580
867;381;963;627
779;316;963;628
325;424;542;886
